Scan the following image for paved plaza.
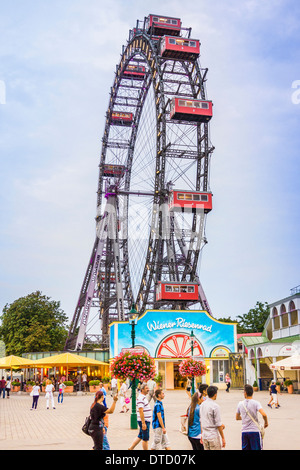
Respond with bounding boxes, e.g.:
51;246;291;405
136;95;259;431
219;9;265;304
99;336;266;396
0;389;299;451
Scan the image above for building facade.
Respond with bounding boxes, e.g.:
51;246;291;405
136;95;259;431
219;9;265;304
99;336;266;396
240;286;300;390
109;309;238;390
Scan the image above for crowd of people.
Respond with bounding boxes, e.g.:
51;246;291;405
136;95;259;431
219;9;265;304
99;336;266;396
86;375;273;451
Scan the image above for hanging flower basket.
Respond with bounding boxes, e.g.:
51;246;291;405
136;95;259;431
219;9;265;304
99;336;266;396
179;358;206;378
110;351;156;383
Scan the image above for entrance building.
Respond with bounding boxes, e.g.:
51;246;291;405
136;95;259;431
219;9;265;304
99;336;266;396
109;309;238;390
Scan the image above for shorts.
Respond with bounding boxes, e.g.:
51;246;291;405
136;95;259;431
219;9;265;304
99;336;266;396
151;427;170;450
272;393;278;403
137;421;150;441
242;432;262;450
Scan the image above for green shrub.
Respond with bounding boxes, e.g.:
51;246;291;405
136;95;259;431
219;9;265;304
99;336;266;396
89;380;100;386
63;381;74;386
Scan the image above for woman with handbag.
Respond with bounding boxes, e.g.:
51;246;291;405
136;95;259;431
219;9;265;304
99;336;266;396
187;392;204;450
30;381;40;410
89;390;118;450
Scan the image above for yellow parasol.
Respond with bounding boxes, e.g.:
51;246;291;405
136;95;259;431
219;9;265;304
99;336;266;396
31;352;109;380
0;355;36;381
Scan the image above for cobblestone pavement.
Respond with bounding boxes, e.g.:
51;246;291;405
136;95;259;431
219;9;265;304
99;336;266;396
0;389;299;450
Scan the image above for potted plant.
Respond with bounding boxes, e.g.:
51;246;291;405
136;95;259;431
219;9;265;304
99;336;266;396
110;351;156;383
276;381;281;393
63;381;74;393
284;380;294;394
154;373;163;387
253;381;258;391
11;381;21;392
41;381;46;392
102;376;111;393
26;380;35;393
89;380;100;393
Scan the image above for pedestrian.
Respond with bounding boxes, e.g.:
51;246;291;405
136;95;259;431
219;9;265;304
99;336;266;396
45;379;56;410
58;380;66;404
236;384;268;450
102;413;110;450
110;376;118;397
150;389;171;450
6;378;11;399
0;376;6;398
89;390;118;451
30;381;40;410
82;372;88;391
147;377;157;403
119;380;129;413
187;392;204;450
185;377;192;398
225;373;231;392
198;383;208;400
200;385;226;450
128;383;152;450
99;382;108;407
269;380;280;408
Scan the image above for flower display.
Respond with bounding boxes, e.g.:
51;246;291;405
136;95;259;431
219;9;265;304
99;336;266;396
179;358;206;377
110;351;156;382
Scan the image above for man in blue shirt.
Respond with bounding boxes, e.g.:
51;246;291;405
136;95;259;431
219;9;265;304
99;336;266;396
151;389;171;450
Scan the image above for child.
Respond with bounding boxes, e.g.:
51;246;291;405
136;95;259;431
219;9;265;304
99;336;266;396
150;389;171;450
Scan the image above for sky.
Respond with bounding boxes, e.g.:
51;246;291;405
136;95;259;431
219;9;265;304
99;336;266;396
0;0;300;327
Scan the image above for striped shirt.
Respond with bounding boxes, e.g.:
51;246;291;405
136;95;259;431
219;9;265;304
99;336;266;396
137;393;152;422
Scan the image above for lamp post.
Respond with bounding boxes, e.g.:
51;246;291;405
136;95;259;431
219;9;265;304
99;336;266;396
128;303;138;429
190;330;195;395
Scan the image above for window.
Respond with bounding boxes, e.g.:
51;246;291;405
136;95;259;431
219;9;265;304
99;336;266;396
180;286;187;293
178;193;185;199
193;194;200;201
173;286;179;292
165;285;172;292
201;102;209;109
187;286;194;293
190;41;196;47
201;195;208;201
178;100;186;107
193;102;201;108
169;38;176;44
184;193;192;200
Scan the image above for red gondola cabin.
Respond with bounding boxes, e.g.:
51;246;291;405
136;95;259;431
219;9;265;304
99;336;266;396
169;190;213;213
156;281;199;301
122;64;146;80
160;36;200;60
170;97;213;123
111;111;133;126
102;164;126;178
146;14;181;36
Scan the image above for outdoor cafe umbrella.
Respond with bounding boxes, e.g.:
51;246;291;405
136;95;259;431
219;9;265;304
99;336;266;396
31;352;109;380
0;355;36;381
270;353;300;386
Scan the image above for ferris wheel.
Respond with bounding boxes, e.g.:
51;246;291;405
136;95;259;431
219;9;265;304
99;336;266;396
65;14;215;351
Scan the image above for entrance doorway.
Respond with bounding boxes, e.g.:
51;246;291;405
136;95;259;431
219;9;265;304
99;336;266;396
173;362;186;390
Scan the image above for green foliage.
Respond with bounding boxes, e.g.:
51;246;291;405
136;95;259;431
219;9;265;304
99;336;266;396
64;381;74;386
253;381;258;387
102;376;110;384
0;291;69;355
284;380;293;387
236;301;270;333
154;373;163;384
89;380;100;386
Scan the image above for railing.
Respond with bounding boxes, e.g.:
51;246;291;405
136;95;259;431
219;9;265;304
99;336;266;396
290;285;300;295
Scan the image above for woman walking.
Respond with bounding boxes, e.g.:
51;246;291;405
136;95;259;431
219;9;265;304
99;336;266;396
225;373;231;392
119;380;129;413
45;379;56;410
58;381;66;404
187;392;204;450
30;381;40;410
89;390;118;450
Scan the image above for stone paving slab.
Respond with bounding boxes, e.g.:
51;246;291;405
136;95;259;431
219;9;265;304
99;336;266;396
0;390;299;450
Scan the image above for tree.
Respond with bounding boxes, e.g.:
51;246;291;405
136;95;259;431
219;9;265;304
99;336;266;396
0;291;69;355
237;301;270;333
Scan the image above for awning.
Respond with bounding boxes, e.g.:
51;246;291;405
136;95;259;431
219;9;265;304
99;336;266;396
270;354;300;370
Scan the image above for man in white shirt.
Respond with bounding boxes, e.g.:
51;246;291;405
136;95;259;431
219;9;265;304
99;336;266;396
236;384;268;450
111;377;118;397
128;383;151;450
200;385;225;450
147;378;157;403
